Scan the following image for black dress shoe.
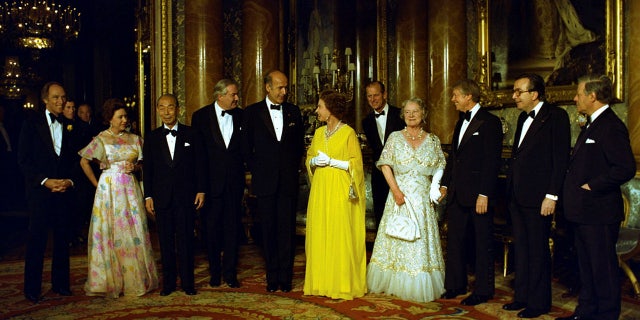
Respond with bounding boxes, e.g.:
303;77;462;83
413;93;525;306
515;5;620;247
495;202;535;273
518;308;547;318
183;288;197;295
460;294;490;306
209;279;221;287
555;314;591;320
440;289;464;299
280;283;292;292
225;279;241;288
159;288;175;296
25;293;41;303
266;283;278;292
52;287;72;296
503;301;527;311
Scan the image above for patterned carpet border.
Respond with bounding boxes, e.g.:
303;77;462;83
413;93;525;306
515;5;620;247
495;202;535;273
1;245;639;319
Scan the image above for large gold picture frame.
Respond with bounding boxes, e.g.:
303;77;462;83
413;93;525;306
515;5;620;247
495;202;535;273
475;0;623;108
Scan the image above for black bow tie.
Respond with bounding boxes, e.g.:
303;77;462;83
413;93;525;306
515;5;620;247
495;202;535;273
586;115;592;125
221;110;227;116
375;110;385;118
48;113;62;124
528;110;536;119
270;104;281;110
164;128;177;137
463;111;472;121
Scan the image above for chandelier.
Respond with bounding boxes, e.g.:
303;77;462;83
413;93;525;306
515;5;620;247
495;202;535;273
0;0;80;49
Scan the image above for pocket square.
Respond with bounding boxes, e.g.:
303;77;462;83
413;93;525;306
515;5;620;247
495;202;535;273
184;142;191;146
585;138;595;144
472;132;479;136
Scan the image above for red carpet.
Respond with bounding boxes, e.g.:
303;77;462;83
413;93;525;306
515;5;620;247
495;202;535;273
1;244;639;319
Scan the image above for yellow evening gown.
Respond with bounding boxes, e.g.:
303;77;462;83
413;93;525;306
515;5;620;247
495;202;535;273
303;124;367;300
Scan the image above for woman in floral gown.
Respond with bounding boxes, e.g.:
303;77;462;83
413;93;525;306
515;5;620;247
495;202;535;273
367;97;446;303
79;98;158;298
304;90;367;300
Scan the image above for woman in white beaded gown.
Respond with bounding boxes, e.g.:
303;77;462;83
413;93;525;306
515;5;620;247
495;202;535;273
367;97;446;303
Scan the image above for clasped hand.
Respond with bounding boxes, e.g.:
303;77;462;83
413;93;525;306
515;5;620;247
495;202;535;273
310;151;331;167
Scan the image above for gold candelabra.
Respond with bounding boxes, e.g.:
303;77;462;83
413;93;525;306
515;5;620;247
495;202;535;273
300;46;355;104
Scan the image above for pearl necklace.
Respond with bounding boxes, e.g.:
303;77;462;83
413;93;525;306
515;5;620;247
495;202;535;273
404;127;424;141
325;120;342;138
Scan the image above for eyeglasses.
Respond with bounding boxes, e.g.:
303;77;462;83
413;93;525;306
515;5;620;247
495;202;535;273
513;89;533;97
403;110;422;116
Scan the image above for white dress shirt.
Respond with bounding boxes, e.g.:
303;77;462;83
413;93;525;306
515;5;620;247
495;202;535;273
46;110;62;156
266;97;283;141
164;124;178;159
215;102;233;148
458;103;481;146
517;101;543;147
375;104;390;144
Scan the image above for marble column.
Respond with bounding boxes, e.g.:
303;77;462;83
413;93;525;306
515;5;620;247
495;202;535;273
427;0;467;143
184;0;224;123
628;1;640;166
395;0;428;119
242;0;281;105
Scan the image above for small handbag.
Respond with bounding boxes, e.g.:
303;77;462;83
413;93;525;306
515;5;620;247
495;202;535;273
348;169;358;200
385;196;421;241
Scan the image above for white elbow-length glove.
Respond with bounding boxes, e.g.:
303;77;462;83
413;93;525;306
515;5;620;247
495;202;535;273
429;168;444;204
329;158;350;171
310;150;330;167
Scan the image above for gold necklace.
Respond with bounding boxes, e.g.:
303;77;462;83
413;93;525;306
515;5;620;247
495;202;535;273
325;120;342;139
404;127;424;141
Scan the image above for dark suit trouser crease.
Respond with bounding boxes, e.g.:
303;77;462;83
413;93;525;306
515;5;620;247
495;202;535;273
370;167;389;227
156;202;195;290
573;223;621;320
509;201;552;311
257;194;297;286
444;199;495;296
205;186;243;282
24;195;71;296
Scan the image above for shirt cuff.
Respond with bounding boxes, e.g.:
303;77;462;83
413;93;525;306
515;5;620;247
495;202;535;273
545;194;558;201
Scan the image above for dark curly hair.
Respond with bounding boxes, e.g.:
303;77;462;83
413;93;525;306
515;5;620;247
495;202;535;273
319;90;347;120
102;98;127;125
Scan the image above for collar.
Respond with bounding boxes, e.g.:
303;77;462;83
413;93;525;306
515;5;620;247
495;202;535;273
163;123;178;132
528;101;544;118
266;97;282;109
375;104;389;116
589;104;609;123
466;103;481;121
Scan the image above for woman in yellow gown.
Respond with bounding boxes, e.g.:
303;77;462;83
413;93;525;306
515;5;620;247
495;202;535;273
303;90;367;300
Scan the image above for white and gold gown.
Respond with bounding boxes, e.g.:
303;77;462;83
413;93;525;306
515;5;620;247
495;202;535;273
367;131;446;303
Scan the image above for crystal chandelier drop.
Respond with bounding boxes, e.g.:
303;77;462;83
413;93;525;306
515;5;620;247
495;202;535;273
0;0;81;49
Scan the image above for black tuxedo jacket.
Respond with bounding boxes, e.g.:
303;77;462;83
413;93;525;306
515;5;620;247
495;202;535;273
143;123;206;209
507;103;571;207
242;100;304;197
361;105;404;161
17;110;78;201
442;108;503;206
563;107;636;224
191;104;245;197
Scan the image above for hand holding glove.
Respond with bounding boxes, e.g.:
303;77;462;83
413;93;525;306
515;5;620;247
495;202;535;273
429;168;444;204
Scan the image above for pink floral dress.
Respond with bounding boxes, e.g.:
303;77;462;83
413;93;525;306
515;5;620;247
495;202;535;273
79;130;158;298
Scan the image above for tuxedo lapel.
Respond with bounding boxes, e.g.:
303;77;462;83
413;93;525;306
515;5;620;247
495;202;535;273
513;112;527;154
459;117;484;150
258;102;277;139
35;113;57;158
229;109;242;147
171;124;185;166
452;119;463;150
206;106;226;148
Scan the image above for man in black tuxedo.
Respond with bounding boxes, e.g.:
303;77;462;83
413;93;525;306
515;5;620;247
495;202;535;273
503;73;570;318
192;79;245;289
361;81;404;226
440;79;503;306
143;94;206;296
242;70;304;293
557;75;635;320
17;82;77;303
